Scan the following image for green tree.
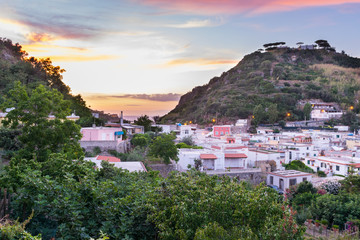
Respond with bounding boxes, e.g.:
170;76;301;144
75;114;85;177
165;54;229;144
253;104;266;126
268;104;278;125
1;82;82;161
148;171;305;240
303;103;312;120
149;133;178;164
131;133;151;148
340;175;360;194
134;115;153;132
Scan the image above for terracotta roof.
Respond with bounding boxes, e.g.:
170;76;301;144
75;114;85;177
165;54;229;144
225;146;247;150
200;154;217;160
350;163;360;168
211;146;221;150
225;153;247;158
96;155;121;162
241;138;250;141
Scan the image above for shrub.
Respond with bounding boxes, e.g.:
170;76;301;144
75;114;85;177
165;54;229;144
321;180;341;195
317;171;326;177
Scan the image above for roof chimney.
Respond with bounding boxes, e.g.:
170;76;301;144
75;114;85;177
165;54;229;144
120;111;124;126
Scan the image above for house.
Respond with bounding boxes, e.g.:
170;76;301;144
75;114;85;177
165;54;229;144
86;155;147;172
304;156;360;176
267;170;312;190
177;149;248;172
247;149;284;169
213;125;231;137
80;127;124;152
304;155;360;176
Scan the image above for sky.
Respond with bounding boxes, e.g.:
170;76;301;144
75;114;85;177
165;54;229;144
0;0;360;117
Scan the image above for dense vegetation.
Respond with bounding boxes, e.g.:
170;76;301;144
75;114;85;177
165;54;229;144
0;38;95;124
287;176;360;232
162;44;360;124
0;81;305;239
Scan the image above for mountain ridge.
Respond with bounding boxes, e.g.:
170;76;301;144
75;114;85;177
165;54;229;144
161;46;360;124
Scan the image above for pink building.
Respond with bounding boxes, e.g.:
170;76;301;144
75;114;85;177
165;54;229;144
80;127;123;141
213;125;231;137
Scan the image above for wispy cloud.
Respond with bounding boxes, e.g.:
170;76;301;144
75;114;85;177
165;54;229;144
46;54;119;62
26;32;56;43
87;93;182;102
165;18;223;28
138;0;360;15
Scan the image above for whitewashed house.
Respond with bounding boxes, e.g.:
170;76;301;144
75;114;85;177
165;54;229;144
267;170;312;190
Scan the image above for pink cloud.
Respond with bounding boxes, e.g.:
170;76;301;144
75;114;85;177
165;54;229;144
138;0;360;15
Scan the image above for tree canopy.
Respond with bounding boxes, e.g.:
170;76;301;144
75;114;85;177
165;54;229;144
1;82;82;161
134;115;153;132
149;133;178;164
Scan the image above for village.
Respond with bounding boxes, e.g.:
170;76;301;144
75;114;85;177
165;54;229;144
43;101;357;195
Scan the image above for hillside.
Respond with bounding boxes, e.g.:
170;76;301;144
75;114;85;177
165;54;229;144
0;38;92;121
162;46;360;124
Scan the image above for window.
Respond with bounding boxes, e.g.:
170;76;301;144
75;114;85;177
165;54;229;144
303;177;307;182
184;130;189;134
220;131;224;135
289;178;297;186
336;165;340;171
215;131;218;135
320;163;323;168
270;176;274;185
307;147;309;150
307;160;310;165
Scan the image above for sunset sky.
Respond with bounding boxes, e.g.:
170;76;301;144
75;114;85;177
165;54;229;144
1;0;360;117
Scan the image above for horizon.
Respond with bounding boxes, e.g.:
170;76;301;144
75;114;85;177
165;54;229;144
1;0;360;115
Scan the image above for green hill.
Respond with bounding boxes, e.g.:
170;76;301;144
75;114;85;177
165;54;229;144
162;45;360;124
0;38;92;120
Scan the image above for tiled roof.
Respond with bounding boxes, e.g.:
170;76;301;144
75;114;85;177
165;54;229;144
225;153;247;158
200;154;217;159
96;155;121;162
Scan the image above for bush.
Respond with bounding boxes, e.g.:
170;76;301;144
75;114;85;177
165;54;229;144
180;136;195;146
317;171;326;177
321;180;341;195
93;146;102;155
284;160;314;173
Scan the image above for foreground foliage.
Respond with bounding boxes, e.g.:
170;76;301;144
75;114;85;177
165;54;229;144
1;156;305;239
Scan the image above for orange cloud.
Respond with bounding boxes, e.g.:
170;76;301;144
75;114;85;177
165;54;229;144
45;54;119;62
138;0;360;14
26;32;56;43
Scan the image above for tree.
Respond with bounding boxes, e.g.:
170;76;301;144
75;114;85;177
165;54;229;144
315;39;331;49
180;135;195;146
1;82;82;161
148;171;305;240
131;133;151;148
134;115;153;132
253;104;266;126
149;133;178;164
303;103;312;120
340;175;360;194
268;104;278;125
296;42;304;48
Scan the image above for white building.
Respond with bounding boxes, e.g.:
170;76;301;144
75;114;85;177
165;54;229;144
267;170;312;190
247;149;284;169
304;156;360;176
177;149;248;171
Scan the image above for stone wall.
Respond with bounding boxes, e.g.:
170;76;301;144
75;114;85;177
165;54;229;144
80;140;129;153
206;169;266;185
